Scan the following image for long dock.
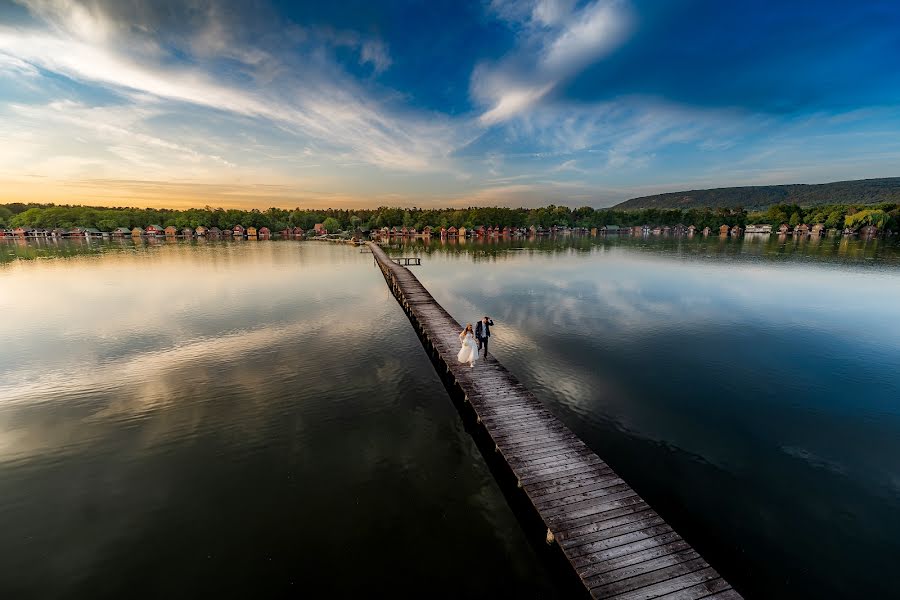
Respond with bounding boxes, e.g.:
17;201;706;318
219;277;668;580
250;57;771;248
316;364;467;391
368;242;741;600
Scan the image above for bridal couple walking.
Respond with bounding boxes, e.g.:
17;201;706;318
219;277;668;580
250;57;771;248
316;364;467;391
457;316;494;368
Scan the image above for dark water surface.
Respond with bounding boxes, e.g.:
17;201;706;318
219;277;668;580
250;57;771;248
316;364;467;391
387;234;900;599
0;241;562;599
2;235;900;598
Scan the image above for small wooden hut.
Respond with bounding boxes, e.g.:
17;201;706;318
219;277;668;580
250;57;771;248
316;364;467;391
719;224;730;235
164;225;178;237
233;225;246;237
195;226;208;236
859;225;879;237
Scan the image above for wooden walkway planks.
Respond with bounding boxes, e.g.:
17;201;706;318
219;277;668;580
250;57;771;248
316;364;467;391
367;242;741;600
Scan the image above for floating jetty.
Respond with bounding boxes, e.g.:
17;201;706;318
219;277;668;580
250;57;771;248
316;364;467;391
368;241;741;600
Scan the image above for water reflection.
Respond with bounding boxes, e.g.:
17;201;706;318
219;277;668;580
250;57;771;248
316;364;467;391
3;236;900;598
0;241;562;599
376;232;900;267
401;235;900;598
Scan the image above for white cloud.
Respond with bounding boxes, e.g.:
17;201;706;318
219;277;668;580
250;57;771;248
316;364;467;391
0;1;453;173
476;0;633;124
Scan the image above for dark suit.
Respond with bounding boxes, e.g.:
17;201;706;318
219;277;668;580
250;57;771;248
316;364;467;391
475;319;493;357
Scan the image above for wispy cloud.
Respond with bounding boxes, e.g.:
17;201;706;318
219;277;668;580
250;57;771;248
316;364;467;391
1;0;456;172
475;0;633;124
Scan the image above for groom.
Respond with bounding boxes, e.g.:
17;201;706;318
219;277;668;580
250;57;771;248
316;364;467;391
474;316;494;358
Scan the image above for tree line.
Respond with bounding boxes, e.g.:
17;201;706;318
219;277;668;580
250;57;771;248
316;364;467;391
2;201;898;232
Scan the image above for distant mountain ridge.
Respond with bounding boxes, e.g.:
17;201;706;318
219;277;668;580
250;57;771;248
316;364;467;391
613;177;900;210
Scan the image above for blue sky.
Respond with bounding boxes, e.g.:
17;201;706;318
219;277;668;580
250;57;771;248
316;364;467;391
0;0;899;208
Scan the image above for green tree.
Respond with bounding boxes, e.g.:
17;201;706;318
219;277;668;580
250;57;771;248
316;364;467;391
322;217;341;233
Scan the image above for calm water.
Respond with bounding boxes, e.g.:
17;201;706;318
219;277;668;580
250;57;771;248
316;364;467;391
2;235;900;598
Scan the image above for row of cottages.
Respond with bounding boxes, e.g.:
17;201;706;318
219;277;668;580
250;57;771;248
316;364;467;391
473;226;505;237
772;223;828;236
127;225;272;238
0;227;105;239
279;227;307;237
718;224;745;236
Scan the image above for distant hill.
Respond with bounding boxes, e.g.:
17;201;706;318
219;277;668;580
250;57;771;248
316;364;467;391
613;177;900;210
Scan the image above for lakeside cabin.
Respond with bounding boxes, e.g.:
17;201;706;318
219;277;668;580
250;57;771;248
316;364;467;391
719;224;730;235
702;226;712;236
131;227;144;237
812;224;826;236
257;226;271;237
458;227;467;238
859;225;879;237
112;227;131;238
165;226;178;237
422;226;433;237
247;226;257;237
146;224;164;237
745;224;772;234
731;225;744;236
293;227;305;236
778;223;791;235
314;223;326;235
447;226;458;237
233;225;245;238
209;227;222;237
52;228;67;238
794;223;810;235
195;226;208;236
181;227;193;238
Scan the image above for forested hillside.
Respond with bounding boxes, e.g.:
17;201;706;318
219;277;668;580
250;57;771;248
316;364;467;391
614;178;900;210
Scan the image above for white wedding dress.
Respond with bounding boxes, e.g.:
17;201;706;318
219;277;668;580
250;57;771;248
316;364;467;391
457;332;478;365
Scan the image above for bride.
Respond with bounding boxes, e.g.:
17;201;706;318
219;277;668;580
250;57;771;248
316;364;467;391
457;323;478;367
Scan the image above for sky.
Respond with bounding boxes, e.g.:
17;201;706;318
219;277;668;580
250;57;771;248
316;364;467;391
1;0;899;209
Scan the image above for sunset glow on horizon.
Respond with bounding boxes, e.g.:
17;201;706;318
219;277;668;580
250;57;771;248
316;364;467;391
2;0;900;210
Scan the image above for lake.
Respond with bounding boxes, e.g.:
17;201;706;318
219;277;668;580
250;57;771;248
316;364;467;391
1;234;899;598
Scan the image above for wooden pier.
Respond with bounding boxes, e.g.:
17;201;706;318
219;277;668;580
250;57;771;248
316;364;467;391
368;242;741;600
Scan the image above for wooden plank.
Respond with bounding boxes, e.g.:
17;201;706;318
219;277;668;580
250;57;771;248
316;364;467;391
583;548;701;590
653;578;733;599
589;558;710;598
365;242;741;600
576;539;693;579
593;566;720;600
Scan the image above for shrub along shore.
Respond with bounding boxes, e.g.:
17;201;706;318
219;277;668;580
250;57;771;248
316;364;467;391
2;202;898;234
